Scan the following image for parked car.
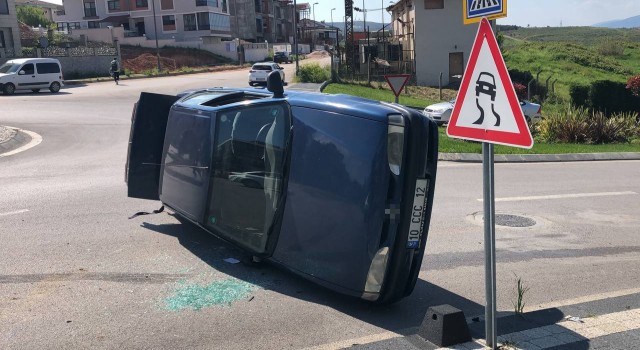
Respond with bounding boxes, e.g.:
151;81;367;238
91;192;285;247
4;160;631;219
249;62;285;86
0;58;64;95
126;73;439;304
422;99;543;125
273;51;291;64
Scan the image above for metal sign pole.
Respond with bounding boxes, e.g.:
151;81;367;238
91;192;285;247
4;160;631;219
395;95;399;104
483;142;497;349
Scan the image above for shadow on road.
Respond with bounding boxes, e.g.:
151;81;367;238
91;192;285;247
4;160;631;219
140;217;484;335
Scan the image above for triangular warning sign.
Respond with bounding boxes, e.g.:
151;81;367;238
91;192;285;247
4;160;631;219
385;74;411;97
447;18;534;149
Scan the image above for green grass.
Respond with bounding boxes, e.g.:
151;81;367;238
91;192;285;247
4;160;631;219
323;83;438;108
438;128;640;154
498;26;640;101
323;83;640;154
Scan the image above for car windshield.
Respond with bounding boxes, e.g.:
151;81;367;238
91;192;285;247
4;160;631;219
252;65;272;71
0;63;21;74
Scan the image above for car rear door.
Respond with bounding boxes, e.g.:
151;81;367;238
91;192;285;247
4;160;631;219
125;92;180;200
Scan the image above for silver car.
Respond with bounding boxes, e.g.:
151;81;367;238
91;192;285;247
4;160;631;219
422;99;543;125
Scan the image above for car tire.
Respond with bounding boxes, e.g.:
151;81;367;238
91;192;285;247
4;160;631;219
31;89;40;93
3;83;15;95
49;81;61;93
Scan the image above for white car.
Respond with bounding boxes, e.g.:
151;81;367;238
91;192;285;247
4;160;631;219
248;62;285;86
422;99;543;125
0;58;64;95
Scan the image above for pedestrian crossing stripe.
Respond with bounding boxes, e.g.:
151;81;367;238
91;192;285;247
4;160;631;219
463;0;507;24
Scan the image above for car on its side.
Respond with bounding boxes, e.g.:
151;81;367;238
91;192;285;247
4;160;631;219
249;62;285;86
0;58;64;95
273;52;291;64
126;73;439;304
422;99;543;125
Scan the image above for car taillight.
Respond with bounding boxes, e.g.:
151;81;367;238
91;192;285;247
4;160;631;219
537;105;542;114
387;114;405;176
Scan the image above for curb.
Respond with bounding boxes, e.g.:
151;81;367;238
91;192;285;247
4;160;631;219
0;127;31;154
439;152;640;163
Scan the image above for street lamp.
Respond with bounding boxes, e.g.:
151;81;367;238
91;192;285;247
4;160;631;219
331;8;336;45
312;2;318;22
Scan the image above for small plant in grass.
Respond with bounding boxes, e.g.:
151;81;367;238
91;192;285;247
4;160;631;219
513;274;530;315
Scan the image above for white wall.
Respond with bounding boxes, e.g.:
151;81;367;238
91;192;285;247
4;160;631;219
414;0;477;86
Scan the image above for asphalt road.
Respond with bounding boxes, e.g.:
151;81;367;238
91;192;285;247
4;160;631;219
1;67;639;350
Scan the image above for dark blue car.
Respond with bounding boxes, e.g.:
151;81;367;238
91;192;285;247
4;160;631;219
125;78;438;303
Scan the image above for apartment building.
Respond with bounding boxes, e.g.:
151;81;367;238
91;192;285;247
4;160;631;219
0;0;21;56
54;0;232;42
229;0;294;43
388;0;476;86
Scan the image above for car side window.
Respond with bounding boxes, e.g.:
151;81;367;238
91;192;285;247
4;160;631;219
206;102;291;253
21;63;35;75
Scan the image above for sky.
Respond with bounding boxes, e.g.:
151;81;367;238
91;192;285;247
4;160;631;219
42;0;640;27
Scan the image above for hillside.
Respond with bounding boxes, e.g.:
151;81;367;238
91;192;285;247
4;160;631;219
498;26;640;99
593;15;640;29
499;25;640;46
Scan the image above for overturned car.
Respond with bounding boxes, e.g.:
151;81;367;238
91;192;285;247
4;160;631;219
126;75;438;303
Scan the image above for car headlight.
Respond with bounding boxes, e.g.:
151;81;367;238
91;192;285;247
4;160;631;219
387;114;405;176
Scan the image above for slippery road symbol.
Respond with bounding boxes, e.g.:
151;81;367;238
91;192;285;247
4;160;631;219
472;72;501;127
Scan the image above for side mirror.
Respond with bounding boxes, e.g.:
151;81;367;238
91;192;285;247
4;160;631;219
267;70;284;98
18;70;25;75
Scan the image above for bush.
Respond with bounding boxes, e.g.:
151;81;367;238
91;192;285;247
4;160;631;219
597;41;625;57
538;106;640;144
297;63;330;83
513;82;527;100
591;80;639;114
569;84;591;108
627;75;640;97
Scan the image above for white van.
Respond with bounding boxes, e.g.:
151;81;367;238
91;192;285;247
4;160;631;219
0;58;64;95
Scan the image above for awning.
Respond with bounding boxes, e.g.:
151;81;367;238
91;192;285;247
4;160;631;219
99;15;130;23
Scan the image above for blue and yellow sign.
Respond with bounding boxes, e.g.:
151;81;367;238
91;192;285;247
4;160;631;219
463;0;507;24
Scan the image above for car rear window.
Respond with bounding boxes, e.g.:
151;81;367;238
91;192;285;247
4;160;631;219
252;65;272;71
36;63;61;74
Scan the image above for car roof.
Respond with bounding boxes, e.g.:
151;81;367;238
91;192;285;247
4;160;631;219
5;58;60;64
175;88;400;123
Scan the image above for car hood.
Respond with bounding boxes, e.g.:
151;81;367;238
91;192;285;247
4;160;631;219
426;101;454;110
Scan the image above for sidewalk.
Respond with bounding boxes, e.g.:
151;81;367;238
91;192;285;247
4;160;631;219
349;291;640;350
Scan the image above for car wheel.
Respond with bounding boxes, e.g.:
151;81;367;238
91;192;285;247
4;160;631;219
31;89;40;93
49;81;61;93
249;82;254;87
3;83;15;95
525;116;531;124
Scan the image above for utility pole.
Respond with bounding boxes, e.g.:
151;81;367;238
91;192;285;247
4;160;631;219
151;0;161;71
293;0;299;75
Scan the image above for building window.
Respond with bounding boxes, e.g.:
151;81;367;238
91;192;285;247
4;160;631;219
108;0;120;11
162;15;176;31
196;0;218;6
161;0;174;10
424;0;444;9
222;0;227;12
84;1;97;17
196;12;210;30
0;0;8;15
136;0;149;8
88;21;100;28
254;0;261;13
0;31;5;48
71;22;81;29
184;14;197;31
256;18;262;33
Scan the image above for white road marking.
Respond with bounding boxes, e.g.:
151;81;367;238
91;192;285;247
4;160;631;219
0;127;43;158
0;209;29;216
525;287;640;313
477;191;637;202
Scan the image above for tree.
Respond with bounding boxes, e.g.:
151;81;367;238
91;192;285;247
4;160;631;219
17;5;52;28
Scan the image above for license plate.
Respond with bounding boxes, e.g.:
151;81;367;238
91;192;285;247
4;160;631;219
407;179;428;249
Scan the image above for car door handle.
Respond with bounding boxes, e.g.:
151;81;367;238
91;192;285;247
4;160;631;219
32;76;36;78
